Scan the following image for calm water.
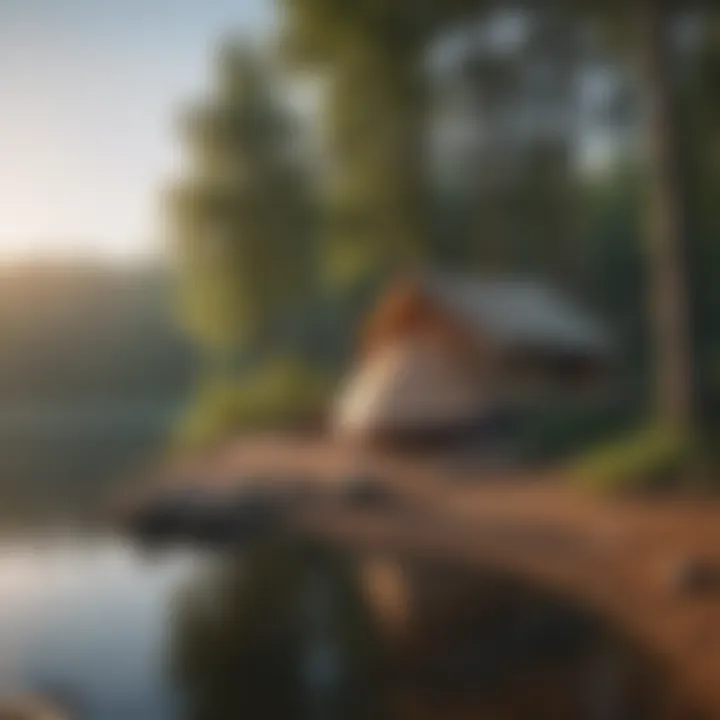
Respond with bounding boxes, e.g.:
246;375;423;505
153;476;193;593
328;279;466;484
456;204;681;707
0;534;388;720
0;532;668;720
0;534;207;719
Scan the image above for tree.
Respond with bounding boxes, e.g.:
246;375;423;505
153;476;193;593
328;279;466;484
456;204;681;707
281;0;483;288
458;5;586;284
324;34;428;284
280;0;703;437
168;42;316;365
635;0;695;430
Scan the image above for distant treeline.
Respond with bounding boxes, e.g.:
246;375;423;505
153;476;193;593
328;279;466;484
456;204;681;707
0;263;198;406
0;263;200;516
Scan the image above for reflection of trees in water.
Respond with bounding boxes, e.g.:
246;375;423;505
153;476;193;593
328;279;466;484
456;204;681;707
170;540;385;720
170;543;668;720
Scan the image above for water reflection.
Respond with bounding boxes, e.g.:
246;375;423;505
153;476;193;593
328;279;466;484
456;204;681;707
171;541;383;720
0;534;206;719
0;534;667;719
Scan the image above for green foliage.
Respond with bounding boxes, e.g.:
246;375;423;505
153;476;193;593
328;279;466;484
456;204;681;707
573;425;706;492
282;0;440;287
516;400;637;466
320;36;429;286
170;3;720;461
174;357;333;449
168;41;317;354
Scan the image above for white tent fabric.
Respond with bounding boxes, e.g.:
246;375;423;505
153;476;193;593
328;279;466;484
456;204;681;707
333;339;485;437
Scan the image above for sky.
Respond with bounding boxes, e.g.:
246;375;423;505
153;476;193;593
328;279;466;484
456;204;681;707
0;0;273;261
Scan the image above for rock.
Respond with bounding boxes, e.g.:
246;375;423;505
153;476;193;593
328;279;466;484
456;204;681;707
120;482;294;546
122;487;223;542
0;694;70;720
340;474;394;509
670;557;720;595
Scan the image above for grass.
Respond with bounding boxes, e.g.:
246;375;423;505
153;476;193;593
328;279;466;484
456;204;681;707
514;399;636;465
174;357;333;450
573;424;712;493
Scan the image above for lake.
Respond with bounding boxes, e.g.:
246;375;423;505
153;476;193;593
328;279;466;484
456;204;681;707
0;531;669;719
0;534;204;719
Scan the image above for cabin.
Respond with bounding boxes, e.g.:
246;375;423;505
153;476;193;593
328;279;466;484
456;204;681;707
332;272;612;446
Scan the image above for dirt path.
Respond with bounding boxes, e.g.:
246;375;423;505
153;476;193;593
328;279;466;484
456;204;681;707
147;434;720;717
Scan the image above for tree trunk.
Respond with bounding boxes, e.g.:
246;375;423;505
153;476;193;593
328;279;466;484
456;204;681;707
637;0;694;430
324;35;428;286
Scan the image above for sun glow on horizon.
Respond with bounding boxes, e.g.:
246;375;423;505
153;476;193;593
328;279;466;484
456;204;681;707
0;0;271;262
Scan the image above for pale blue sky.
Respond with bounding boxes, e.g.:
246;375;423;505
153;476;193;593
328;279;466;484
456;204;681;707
0;0;273;260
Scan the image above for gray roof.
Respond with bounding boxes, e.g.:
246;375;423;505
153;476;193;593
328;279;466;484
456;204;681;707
422;273;612;356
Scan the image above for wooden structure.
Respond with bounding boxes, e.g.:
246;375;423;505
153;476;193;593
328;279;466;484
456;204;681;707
333;273;612;442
